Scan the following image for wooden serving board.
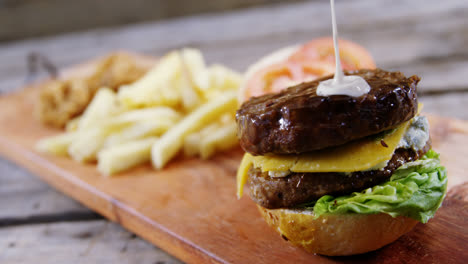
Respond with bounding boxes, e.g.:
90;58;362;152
1;58;467;264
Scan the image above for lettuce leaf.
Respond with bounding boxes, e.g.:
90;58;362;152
312;150;447;223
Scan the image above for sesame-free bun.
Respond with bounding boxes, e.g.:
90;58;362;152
258;205;418;256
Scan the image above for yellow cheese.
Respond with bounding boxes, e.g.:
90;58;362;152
252;154;296;172
236;153;253;198
253;120;410;173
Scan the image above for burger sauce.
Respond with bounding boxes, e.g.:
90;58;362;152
316;0;371;97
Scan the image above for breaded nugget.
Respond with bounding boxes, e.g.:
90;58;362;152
37;53;148;128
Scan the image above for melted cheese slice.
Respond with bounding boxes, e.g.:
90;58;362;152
254;120;410;173
237;121;411;198
236;153;253;198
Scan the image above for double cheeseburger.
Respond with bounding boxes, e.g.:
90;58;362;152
235;41;447;256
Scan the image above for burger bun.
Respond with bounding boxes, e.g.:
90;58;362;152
258;205;418;256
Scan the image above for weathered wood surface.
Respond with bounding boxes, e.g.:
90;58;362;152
0;220;182;264
0;0;467;263
0;158;93;220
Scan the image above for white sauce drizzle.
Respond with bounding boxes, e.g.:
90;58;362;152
317;0;371;97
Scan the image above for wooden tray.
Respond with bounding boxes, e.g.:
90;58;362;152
1;57;467;263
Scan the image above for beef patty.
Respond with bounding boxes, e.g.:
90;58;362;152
248;142;431;209
236;69;420;155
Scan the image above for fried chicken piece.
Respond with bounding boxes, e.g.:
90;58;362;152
36;53;148;128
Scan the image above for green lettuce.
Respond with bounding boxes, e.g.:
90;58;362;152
312;150;447;223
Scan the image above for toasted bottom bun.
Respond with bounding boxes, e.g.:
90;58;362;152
258;205;418;256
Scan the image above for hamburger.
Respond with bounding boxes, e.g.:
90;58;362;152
235;43;447;256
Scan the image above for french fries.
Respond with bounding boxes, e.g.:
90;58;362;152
204;64;242;100
65;116;81;132
199;122;237;159
151;92;237;169
178;53;203;111
104;118;176;147
68;128;110;163
78;87;118;130
103;107;181;129
117;51;182;108
98;137;157;176
183;123;219;157
37;48;243;175
180;48;210;91
183;115;238;159
36;132;77;156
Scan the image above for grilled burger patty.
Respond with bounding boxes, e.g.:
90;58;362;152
237;69;420;155
248;142;431;209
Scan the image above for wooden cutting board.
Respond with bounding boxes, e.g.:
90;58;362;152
0;57;467;264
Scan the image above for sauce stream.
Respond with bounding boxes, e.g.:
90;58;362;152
317;0;371;97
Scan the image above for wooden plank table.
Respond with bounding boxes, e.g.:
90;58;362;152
0;0;467;263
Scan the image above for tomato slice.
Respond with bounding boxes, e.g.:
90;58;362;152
242;62;295;100
241;60;335;101
289;37;376;70
240;37;376;102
